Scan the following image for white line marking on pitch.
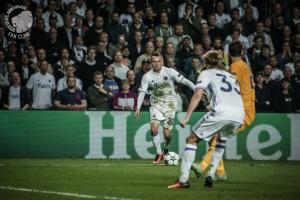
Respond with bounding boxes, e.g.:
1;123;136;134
0;186;140;200
0;186;96;199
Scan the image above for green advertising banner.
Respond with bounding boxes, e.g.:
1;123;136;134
0;111;299;160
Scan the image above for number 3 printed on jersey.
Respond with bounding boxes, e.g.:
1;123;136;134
216;73;240;95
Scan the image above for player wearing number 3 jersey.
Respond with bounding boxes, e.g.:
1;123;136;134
191;41;256;181
168;50;245;188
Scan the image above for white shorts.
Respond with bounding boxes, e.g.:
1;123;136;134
192;113;242;141
150;105;175;129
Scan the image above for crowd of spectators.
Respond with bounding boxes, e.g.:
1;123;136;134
0;0;299;113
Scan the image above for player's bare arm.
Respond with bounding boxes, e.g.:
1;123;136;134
135;91;146;119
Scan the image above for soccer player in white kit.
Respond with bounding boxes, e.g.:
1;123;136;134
168;50;245;188
135;53;195;164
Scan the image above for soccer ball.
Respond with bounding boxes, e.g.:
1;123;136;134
164;152;180;166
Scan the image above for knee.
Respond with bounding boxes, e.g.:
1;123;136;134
164;134;171;141
164;128;171;135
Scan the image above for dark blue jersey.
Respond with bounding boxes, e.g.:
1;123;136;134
56;89;86;105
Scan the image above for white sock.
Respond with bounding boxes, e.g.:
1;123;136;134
179;144;197;183
207;143;225;178
152;134;162;155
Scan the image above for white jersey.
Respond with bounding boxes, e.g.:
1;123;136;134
139;67;184;106
8;86;21;110
215;13;231;29
26;72;56;109
196;69;244;123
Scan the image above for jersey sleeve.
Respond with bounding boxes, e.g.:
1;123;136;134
138;75;149;93
195;71;210;90
169;68;184;83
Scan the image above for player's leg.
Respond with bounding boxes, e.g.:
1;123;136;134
205;121;241;187
163;127;171;154
168;114;222;189
150;121;164;164
180;133;200;183
190;136;216;178
214;107;255;179
168;133;200;188
205;138;226;187
214;159;227;180
149;106;165;164
200;135;217;171
192;135;227;180
162;110;175;154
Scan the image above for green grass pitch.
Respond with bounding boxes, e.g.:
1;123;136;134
0;159;299;200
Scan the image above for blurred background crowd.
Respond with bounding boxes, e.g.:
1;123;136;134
0;0;299;113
